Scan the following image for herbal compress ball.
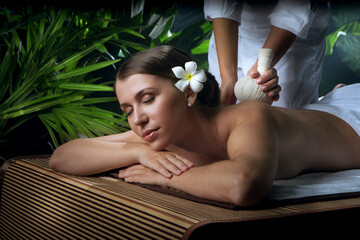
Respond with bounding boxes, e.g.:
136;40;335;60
234;48;274;105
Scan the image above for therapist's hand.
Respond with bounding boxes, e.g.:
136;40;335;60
220;78;237;105
247;64;281;102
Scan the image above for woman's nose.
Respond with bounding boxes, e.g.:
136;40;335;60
133;107;148;126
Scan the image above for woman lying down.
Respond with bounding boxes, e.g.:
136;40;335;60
50;46;360;206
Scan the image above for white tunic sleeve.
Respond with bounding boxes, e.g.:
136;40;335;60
204;0;243;23
269;0;317;39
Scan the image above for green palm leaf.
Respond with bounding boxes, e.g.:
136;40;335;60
54;36;113;72
0;2;211;158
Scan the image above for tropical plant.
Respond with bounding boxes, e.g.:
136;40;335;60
319;3;360;95
325;4;360;76
0;1;212;160
0;6;133;156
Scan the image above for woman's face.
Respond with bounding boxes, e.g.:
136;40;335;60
116;74;188;150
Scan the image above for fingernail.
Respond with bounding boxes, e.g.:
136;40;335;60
256;78;262;84
261;86;267;91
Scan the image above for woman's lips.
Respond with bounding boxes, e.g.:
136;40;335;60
142;128;159;141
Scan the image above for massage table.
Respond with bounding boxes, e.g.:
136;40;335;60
1;155;360;239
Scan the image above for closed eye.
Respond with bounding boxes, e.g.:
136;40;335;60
127;109;133;116
144;96;155;104
121;106;133;116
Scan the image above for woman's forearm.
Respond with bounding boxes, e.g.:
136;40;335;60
213;18;240;104
164;160;237;203
50;139;143;176
263;26;296;67
164;157;273;206
213;18;239;82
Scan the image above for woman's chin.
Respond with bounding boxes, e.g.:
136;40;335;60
149;140;169;151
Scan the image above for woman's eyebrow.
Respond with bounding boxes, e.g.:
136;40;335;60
119;87;157;108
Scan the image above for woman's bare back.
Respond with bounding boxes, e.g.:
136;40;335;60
271;106;360;178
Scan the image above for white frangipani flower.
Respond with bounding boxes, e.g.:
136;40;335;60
172;61;207;93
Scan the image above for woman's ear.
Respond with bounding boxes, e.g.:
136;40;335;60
185;87;197;107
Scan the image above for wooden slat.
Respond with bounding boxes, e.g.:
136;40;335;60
2;156;360;239
0;158;193;239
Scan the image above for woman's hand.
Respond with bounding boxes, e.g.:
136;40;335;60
118;164;168;186
220;78;238;105
247;64;281;102
137;146;194;178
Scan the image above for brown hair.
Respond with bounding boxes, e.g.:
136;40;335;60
116;45;220;108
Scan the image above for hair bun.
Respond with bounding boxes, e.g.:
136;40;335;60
197;71;220;108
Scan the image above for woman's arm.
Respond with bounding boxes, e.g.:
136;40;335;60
212;18;239;105
50;130;193;177
248;26;296;80
50;131;144;175
263;26;296;67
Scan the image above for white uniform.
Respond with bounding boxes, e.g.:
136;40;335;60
204;0;330;108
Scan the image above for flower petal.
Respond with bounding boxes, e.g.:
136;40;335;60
185;61;197;74
172;66;186;79
175;79;190;92
190;80;204;93
192;69;207;83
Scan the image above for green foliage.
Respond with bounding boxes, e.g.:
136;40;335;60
0;6;136;150
164;20;213;69
325;4;360;77
0;1;212;159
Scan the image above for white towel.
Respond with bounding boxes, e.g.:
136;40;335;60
269;169;360;200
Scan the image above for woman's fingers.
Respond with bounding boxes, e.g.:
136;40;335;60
118;165;142;179
259;75;278;91
267;85;281;101
152;159;174;178
119;153;195;185
261;77;281;100
138;148;194;178
255;68;281;101
159;153;194;176
159;157;183;176
171;153;194;169
141;152;194;178
141;157;173;178
118;164;162;185
256;68;277;85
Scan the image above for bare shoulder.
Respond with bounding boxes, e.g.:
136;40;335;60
218;101;273;129
221;102;277;159
218;101;276;146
